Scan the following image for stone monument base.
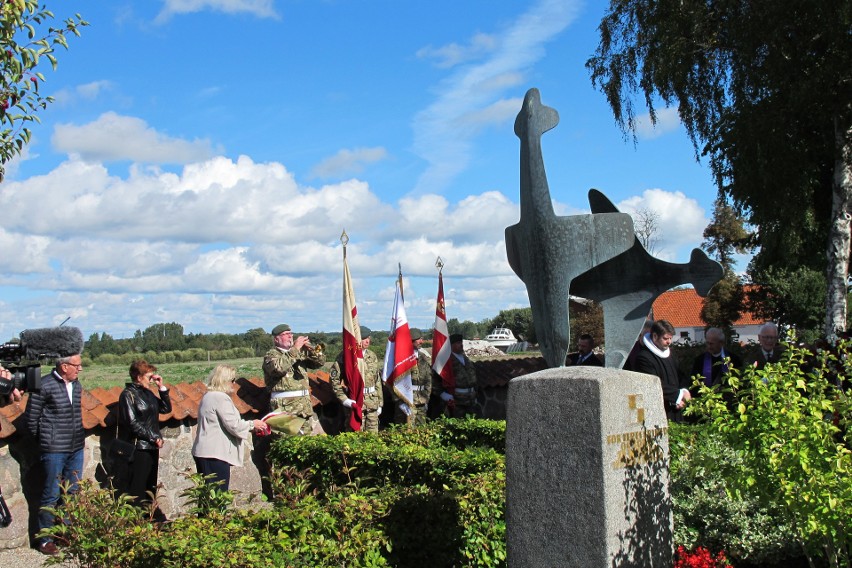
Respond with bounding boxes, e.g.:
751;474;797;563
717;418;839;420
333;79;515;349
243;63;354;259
506;366;672;567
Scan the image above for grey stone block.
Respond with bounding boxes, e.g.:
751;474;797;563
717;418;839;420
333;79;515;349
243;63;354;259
506;366;672;567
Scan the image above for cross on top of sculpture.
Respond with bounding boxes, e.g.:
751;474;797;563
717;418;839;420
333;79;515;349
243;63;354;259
505;88;723;369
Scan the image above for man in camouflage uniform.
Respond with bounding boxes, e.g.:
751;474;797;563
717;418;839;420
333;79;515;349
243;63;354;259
331;326;384;433
393;328;432;426
262;323;326;435
439;333;479;418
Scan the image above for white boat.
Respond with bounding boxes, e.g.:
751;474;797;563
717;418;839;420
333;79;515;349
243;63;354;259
485;327;517;350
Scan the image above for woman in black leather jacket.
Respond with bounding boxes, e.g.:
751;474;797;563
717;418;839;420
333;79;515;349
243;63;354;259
116;360;172;516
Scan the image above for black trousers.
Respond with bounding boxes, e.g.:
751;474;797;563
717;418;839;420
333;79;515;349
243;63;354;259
194;457;231;490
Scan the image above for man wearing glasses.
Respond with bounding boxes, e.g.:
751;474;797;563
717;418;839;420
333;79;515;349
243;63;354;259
26;353;85;555
744;322;785;370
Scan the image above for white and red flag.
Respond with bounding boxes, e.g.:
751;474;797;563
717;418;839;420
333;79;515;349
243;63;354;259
383;274;417;406
431;271;455;393
342;245;365;431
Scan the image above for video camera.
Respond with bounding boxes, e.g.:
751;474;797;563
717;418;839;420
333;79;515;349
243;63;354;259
0;327;84;397
0;342;42;396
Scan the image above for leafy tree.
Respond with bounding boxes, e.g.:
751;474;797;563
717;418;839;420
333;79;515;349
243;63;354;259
701;199;750;335
569;300;603;349
243;327;273;356
489;307;536;343
447;318;486;341
587;0;852;339
747;266;826;344
85;332;100;358
0;2;87;179
141;322;185;352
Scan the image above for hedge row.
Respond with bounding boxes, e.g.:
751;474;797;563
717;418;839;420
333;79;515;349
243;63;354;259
45;418;814;567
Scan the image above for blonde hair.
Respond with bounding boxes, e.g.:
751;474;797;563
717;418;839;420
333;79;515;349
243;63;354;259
206;364;236;393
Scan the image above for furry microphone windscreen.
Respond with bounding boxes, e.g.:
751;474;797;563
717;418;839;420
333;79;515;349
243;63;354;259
20;327;84;360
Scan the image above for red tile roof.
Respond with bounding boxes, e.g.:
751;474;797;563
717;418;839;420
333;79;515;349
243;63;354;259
0;370;337;440
652;286;762;327
0;359;549;440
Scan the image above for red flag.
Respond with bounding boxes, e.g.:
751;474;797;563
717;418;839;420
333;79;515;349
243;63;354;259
383;278;417;405
431;271;455;393
342;251;365;431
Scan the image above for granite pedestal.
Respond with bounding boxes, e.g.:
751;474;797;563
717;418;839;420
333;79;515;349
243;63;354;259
506;366;673;567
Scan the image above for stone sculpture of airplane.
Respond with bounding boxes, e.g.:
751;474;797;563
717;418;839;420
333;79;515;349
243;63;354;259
570;190;723;369
505;89;636;368
505;88;723;369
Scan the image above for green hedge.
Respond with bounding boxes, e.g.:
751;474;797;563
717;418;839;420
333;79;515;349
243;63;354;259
46;417;820;567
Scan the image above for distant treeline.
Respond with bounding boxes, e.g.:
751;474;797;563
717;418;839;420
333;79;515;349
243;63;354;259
83;324;346;364
80;307;577;365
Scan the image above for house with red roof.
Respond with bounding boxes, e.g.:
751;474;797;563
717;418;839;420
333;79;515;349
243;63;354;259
651;287;763;344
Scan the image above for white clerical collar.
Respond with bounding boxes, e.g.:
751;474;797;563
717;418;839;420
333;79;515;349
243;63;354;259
642;333;670;358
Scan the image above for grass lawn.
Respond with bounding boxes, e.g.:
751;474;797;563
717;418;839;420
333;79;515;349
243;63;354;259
75;357;265;390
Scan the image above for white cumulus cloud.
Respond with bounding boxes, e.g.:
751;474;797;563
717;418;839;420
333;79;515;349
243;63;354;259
52;112;220;164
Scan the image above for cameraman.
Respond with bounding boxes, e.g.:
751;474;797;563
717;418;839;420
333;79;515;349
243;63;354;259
0;365;22;403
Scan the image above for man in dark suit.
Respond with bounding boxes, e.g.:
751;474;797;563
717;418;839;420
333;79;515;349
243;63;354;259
633;320;691;422
743;322;785;370
566;334;604;366
691;327;743;393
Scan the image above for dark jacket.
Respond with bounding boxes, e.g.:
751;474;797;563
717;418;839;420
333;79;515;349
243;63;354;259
566;352;604;367
690;350;743;391
117;383;171;451
634;342;688;422
26;371;85;453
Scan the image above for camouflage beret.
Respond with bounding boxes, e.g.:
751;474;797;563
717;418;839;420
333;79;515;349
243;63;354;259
359;325;372;338
410;328;422;340
271;324;291;335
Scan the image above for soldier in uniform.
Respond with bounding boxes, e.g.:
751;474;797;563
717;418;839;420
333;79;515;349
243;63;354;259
393;328;432;426
262;323;326;435
439;333;479;418
331;326;384;433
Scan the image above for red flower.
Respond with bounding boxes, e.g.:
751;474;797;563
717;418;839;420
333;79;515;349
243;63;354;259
674;546;733;568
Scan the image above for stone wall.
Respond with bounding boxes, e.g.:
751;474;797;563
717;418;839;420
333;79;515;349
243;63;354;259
0;417;264;551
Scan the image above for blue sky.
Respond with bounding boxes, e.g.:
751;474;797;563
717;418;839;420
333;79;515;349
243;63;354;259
0;0;724;341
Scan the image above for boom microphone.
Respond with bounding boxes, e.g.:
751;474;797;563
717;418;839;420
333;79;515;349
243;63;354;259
19;327;84;360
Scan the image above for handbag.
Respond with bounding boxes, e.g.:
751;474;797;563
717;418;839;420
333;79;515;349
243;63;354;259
109;438;136;463
0;491;11;527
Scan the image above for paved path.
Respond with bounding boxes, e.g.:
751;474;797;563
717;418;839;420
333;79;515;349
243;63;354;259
0;546;72;567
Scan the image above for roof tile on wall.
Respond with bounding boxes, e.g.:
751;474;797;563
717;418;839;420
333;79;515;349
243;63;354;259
1;355;555;440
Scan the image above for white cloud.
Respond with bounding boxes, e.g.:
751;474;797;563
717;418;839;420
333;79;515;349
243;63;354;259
310;147;389;179
412;0;583;194
634;107;681;140
53;80;115;106
156;0;278;22
416;32;498;68
51;112;220;163
617;188;708;260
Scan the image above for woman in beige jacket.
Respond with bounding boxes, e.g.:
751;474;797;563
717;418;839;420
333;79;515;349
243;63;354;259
192;365;264;489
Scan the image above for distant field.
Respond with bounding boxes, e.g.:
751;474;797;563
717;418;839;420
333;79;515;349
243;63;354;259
76;357;265;390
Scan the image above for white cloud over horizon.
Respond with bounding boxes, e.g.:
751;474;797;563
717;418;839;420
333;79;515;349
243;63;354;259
0;142;711;339
0;1;722;342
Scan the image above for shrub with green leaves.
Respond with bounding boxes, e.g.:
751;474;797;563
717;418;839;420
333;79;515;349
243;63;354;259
669;424;801;566
267;417;505;493
688;337;852;567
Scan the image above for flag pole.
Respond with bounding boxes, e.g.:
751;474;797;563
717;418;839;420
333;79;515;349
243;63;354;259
398;262;404;300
